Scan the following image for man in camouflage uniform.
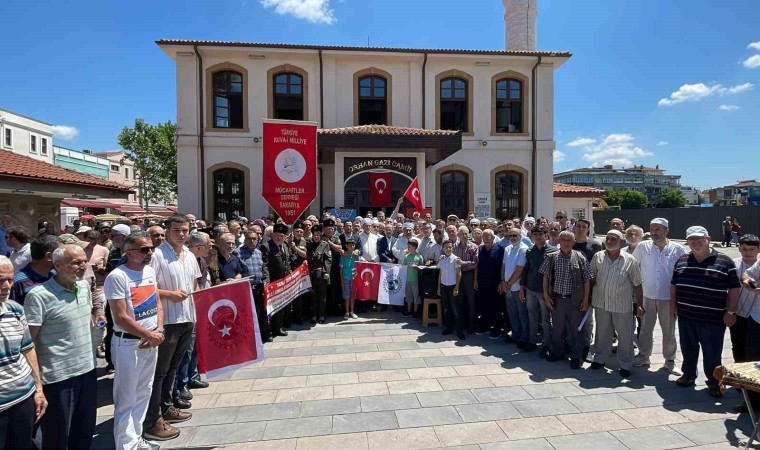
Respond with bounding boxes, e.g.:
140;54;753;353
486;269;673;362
306;225;332;324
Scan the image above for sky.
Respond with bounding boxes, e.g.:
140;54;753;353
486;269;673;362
0;0;758;190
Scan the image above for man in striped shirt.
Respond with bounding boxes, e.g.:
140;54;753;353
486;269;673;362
589;230;643;378
671;225;740;397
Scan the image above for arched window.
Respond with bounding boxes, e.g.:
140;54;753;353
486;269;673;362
440;170;469;219
494;78;522;133
273;72;304;120
440;77;468;132
358;75;388;125
494;170;523;220
213;168;245;221
213;71;244;129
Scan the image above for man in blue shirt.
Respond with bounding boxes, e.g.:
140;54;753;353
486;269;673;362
9;236;59;305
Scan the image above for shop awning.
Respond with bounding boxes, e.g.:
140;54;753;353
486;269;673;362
61;199;116;209
110;204;147;214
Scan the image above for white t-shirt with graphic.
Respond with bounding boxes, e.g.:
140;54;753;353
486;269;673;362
104;265;159;333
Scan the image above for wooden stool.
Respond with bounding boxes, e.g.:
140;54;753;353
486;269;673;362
422;298;443;327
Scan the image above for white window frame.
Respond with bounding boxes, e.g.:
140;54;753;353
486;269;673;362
41;137;49;155
30;135;38;154
110;164;120;173
3;127;12;148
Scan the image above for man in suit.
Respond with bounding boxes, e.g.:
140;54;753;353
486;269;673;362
260;223;291;338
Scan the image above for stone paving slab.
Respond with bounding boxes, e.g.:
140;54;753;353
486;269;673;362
92;311;758;449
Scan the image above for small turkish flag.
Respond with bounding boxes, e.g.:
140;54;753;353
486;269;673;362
352;262;381;301
193;281;264;378
369;172;391;206
404;177;424;212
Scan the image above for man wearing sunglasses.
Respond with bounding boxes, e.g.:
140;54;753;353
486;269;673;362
105;231;165;448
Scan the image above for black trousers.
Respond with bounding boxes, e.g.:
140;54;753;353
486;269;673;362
144;322;193;428
0;395;35;450
41;369;97;450
327;269;342;315
729;315;748;363
310;276;329;320
744;316;760;405
441;285;463;332
252;283;271;339
477;284;502;332
104;302;114;366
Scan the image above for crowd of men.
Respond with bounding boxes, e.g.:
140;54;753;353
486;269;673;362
1;208;759;449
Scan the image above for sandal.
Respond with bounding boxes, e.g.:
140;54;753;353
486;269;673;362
675;375;696;387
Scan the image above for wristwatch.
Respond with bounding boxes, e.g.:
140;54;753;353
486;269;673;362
726;311;737;316
156;327;165;334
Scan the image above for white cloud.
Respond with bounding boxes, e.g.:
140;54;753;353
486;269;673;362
743;55;760;69
718;104;740;111
553;150;566;162
748;42;760;52
657;141;669;146
566;137;596;147
658;82;754;106
567;133;653;167
51;125;79;141
260;0;335;24
726;82;753;94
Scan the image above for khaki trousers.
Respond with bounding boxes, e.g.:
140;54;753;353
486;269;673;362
637;297;677;361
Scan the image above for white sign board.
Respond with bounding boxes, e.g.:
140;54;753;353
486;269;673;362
474;192;490;218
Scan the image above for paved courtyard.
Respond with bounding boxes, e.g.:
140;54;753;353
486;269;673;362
93;299;758;449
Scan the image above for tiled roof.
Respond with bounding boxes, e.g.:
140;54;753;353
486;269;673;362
156;39;572;58
318;125;460;137
0;150;132;193
553;183;605;197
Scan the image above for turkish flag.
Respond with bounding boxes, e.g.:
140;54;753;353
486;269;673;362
352;262;381;301
193;280;264;378
369;172;391;206
403;177;424;212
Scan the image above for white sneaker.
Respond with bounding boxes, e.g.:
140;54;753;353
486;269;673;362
350;312;358;319
137;438;160;450
344;312;350;320
662;360;683;376
633;354;651;367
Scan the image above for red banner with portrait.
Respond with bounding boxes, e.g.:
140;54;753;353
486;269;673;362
262;119;318;225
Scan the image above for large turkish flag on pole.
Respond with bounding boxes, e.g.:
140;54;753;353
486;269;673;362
262;119;318;225
352;262;381;301
193;280;265;379
403;177;424;212
369;172;391;206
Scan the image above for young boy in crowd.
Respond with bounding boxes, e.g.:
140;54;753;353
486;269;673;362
403;239;424;319
340;239;359;320
438;240;464;339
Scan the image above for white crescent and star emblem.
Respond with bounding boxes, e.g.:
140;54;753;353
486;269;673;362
411;187;420;201
208;299;238;338
375;178;387;194
360;267;375;286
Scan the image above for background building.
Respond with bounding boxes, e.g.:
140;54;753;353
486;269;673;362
159;0;570;222
679;185;701;205
553;164;681;207
707;180;760;206
0;108;131;232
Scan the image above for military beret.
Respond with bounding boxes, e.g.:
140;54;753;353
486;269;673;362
273;223;289;234
322;219;336;228
311;225;323;233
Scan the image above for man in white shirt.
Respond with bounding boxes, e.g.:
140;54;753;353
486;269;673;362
357;218;378;262
500;228;530;348
392;223;414;262
631;218;686;375
105;231;165;448
6;227;32;270
144;215;200;440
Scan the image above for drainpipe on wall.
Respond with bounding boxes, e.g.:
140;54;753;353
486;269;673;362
318;50;324;128
530;55;542;215
421;53;428;129
194;45;206;220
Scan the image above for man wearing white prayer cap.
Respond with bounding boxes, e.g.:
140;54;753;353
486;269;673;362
631;217;686;376
357;217;379;262
392;222;414;262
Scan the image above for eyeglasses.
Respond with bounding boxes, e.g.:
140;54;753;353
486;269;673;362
129;246;154;254
150;233;165;238
507;234;520;238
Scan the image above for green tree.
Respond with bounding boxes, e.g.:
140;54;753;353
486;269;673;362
117;119;177;209
603;189;648;210
658;187;687;208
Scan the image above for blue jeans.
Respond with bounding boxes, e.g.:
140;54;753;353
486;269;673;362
41;369;97;450
175;325;199;395
525;289;551;346
678;316;726;385
506;290;529;343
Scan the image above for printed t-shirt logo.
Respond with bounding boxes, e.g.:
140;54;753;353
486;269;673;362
131;285;158;320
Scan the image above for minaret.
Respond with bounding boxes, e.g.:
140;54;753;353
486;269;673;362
502;0;538;51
